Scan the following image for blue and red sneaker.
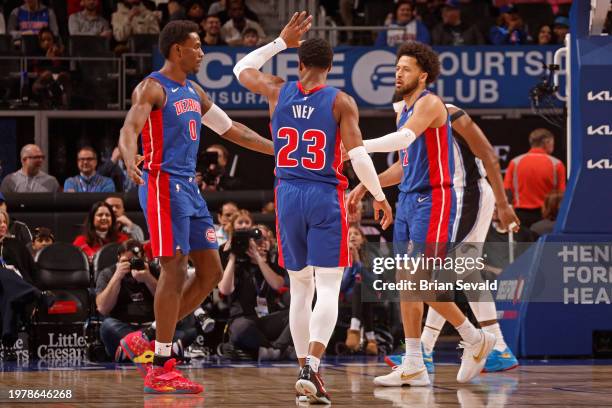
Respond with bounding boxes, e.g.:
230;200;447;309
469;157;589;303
144;359;204;394
483;348;519;372
119;330;155;377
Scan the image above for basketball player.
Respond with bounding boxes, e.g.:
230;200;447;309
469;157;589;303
118;20;275;394
233;12;393;404
344;41;496;386
351;102;521;373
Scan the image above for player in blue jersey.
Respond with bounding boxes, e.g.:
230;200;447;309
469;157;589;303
118;20;275;394
233;12;393;404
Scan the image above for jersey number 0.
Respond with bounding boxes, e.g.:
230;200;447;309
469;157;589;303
276;127;327;170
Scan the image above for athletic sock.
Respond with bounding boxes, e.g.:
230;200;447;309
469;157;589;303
483;323;508;352
350;317;361;331
455;319;481;345
153;341;172;367
404;338;424;367
305;355;320;372
420;326;440;354
365;331;376;341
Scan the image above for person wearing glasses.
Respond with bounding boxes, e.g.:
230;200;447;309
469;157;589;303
0;144;60;193
64;147;116;193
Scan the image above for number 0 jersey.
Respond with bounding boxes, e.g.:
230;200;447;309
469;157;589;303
270;81;347;188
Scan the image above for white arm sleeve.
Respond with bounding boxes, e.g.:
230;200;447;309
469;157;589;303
233;37;287;79
201;103;233;135
362;127;417;153
348;146;385;202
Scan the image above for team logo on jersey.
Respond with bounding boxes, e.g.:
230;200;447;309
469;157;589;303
206;228;217;243
174;99;202;115
171;87;179;93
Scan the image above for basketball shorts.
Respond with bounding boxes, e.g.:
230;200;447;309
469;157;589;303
274;180;349;271
452;178;496;244
139;171;218;257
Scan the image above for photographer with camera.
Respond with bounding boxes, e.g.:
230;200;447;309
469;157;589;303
96;239;197;361
218;210;293;360
199;144;241;192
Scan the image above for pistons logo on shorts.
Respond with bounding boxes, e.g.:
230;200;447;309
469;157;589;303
206;228;217;243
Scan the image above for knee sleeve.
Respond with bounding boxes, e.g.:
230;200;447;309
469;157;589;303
309;267;343;347
288;266;315;358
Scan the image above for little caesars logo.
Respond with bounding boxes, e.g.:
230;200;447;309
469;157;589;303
0;338;29;362
37;332;87;360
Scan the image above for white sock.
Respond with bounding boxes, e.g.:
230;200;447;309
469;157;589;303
306;355;320;372
455;318;481;345
193;307;205;318
350;318;361;331
483;323;508;352
365;331;375;341
404;338;424;367
155;341;172;357
420;326;441;354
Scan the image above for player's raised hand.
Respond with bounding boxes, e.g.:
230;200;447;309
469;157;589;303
373;198;393;230
497;203;520;233
127;154;144;185
280;11;313;48
347;183;367;215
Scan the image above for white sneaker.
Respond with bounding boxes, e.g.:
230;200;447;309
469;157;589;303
456;330;496;383
374;356;430;387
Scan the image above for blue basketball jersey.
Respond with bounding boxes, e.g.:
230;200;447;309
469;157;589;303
270;81;347;188
398;90;454;193
141;71;202;177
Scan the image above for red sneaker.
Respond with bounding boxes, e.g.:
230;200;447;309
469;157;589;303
120;330;154;377
144;359;204;394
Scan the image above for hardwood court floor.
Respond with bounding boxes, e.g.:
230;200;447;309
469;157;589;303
1;360;612;407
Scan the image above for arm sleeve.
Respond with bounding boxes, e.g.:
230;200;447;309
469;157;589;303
348;146;385;201
362;128;417;153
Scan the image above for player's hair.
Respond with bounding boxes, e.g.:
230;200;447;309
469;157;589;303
159;20;200;59
298;38;333;69
396;41;440;84
78;146;97;159
529;128;554;146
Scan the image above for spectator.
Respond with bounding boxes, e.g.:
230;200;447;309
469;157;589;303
503;128;566;228
68;0;112;37
30;28;71;109
209;0;260;24
241;26;259;47
97;146;138;192
220;0;265;46
73;201;129;261
218;210;292;360
185;0;206;24
28;226;54;257
0;208;37;283
261;201;274;215
112;0;161;43
0;144;60;193
552;15;569;44
64;147;116;193
7;0;59;41
530;191;563;237
431;2;484;46
167;0;186;21
0;192;33;246
105;195;145;242
201;144;240;191
96;239;197;360
489;5;529;45
342;225;378;355
200;13;227;46
375;0;431;47
536;24;555;45
215;201;238;245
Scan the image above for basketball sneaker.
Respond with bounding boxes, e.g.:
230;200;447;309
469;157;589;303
456;330;495;383
295;365;331;404
384;343;435;374
144;358;204;394
120;330;154;376
373;356;430;387
483;347;519;372
295;392;308;405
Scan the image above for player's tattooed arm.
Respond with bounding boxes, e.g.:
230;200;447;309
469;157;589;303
119;79;164;185
222;121;275;156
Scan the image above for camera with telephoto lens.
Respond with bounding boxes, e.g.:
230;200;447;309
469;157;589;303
129;246;146;270
231;228;263;258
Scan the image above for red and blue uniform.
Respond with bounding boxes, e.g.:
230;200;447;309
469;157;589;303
395;90;456;256
139;71;218;257
271;81;349;271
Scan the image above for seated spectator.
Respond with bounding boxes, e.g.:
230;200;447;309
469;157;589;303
96;239;197;360
0;144;60;193
200;13;227;46
261;201;274;215
489;6;529;45
209;0;260;24
105;195;145;241
241;26;259;46
0;208;37;283
64;147;116;193
218;210;292;360
431;2;483;46
97;146;138;192
552;15;569;44
30;28;71;109
68;0;112;37
536;24;555;45
220;0;265;46
215;201;238;245
0;192;33;246
7;0;59;42
185;0;206;24
530;191;563;237
167;0;186;21
28;226;54;257
342;225;378;355
112;0;161;44
201;144;241;191
375;0;431;47
73;201;129;261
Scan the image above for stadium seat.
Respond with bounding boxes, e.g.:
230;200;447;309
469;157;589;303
0;35;15;55
92;242;121;282
68;35;111;57
129;34;159;53
20;35;40;56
